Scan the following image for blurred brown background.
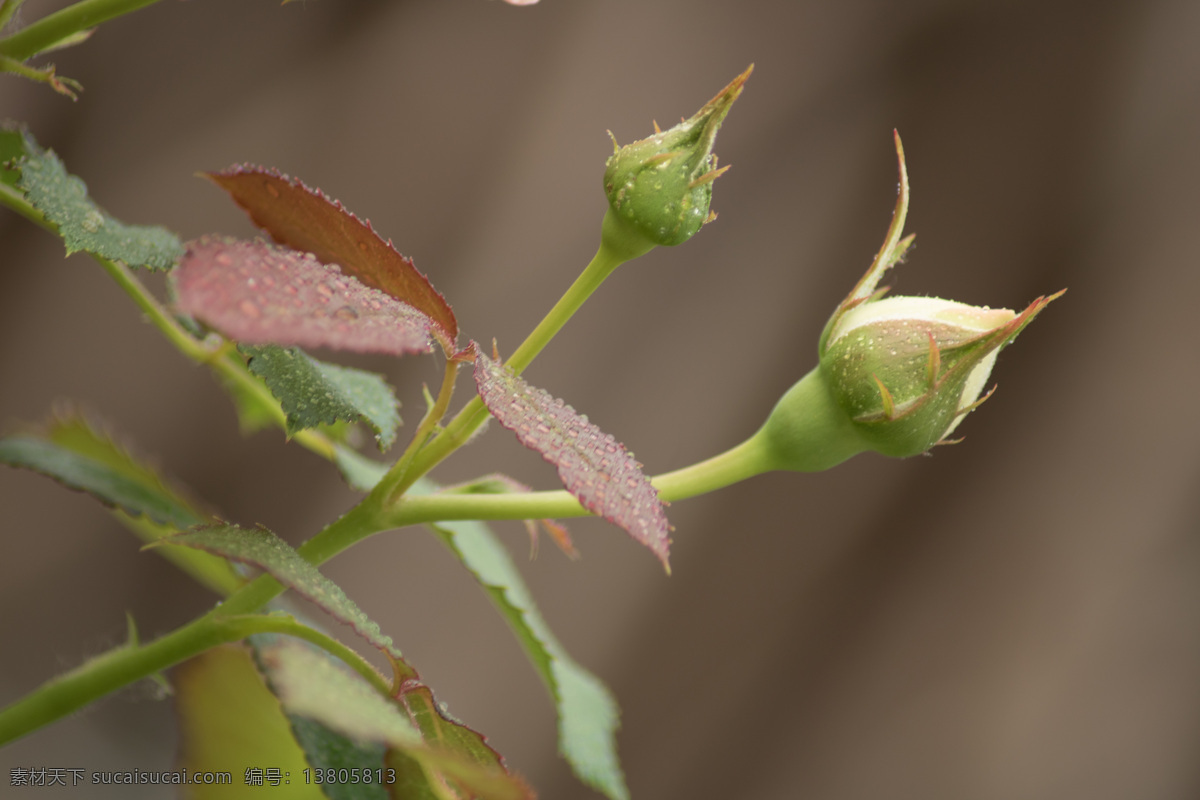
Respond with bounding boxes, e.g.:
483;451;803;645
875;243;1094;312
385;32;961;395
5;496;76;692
3;0;1199;797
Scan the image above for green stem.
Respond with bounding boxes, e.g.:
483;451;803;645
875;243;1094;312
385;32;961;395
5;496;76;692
376;355;461;502
650;431;774;498
0;612;224;746
0;53;82;98
0;609;394;746
379;429;775;528
0;0;163;60
506;233;625;375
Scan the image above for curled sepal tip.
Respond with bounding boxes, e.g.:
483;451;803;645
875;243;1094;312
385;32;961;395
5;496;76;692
819;131;912;354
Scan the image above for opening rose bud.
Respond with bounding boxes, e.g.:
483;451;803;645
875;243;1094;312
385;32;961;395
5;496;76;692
816;294;1056;459
750;133;1063;473
606;132;1062;506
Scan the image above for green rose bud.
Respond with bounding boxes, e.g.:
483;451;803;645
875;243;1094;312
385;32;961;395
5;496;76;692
602;66;752;250
758;132;1063;471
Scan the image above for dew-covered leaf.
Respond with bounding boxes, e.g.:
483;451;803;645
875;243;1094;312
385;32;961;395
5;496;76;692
257;638;422;749
256;638;530;800
206;166;457;343
174;237;434;357
473;349;671;570
0;415;243;594
173;644;323;799
155;523;401;661
0;426;201;530
414;480;628;800
242;344;401;451
10;132;182;270
392;676;531;800
122;514;246;597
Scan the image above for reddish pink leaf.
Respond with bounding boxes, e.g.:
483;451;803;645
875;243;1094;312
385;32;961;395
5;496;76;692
473;348;671;570
205;166;457;343
174;237;434;357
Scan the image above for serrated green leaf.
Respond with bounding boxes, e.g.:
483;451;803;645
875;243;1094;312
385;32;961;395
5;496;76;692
242;344;401;451
0;435;197;528
174;644;324;799
255;638;529;800
249;639;425;800
0;416;243;595
156;523;403;661
412;479;628;800
257;638;422;748
393;680;531;800
119;513;245;597
13;136;182;270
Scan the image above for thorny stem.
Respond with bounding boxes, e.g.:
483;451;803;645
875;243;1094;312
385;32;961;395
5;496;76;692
0;604;392;746
376;353;463;503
